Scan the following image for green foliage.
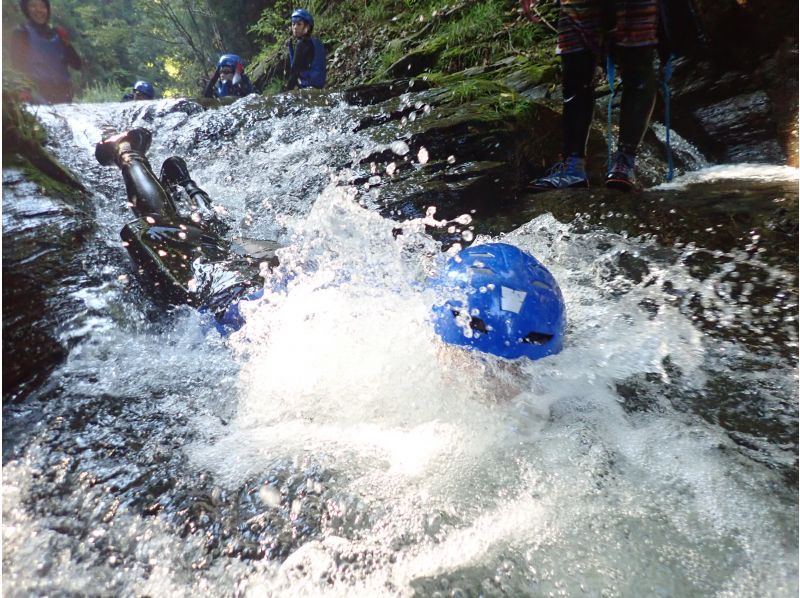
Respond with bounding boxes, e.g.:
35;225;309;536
448;78;530;119
0;0;561;99
2;0;268;100
80;81;128;103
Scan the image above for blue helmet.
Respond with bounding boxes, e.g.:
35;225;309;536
431;243;566;360
133;80;155;99
291;8;314;29
217;54;242;70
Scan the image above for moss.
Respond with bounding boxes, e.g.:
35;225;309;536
445;78;533;120
2;90;85;196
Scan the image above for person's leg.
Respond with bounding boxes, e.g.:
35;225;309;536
607;0;659;190
96;129;178;219
617;45;657;155
160;156;230;235
528;0;602;192
561;50;597;160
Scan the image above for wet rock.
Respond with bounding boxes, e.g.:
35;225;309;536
2;169;95;403
691;91;783;163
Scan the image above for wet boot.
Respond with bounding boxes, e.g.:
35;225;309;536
159;155;192;187
527;155;589;192
95;128;152;166
605;151;637;191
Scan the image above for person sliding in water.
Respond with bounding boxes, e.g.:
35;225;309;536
95;130;565;357
95;128;277;332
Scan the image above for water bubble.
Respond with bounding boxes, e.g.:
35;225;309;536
390;140;410;156
418;147;429;164
259;485;281;508
447;155;456;164
462;230;474;242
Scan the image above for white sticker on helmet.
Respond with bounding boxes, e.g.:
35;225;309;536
501;286;526;313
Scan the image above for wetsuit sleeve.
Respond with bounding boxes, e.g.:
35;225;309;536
286;38;315;90
63;40;82;70
203;68;220;98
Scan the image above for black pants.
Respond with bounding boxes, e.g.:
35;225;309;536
561;47;657;159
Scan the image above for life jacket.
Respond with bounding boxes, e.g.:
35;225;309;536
289;37;326;89
21;23;71;86
214;74;253;98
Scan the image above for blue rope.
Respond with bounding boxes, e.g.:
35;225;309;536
662;54;675;182
606;55;616;172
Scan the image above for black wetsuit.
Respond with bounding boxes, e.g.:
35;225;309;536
115;147;277;320
286;37;315;90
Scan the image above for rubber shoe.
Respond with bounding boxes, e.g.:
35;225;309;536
94;128;152;166
159;156;192;187
527;156;589;192
605;152;637;191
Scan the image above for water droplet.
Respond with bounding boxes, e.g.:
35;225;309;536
418;147;429;164
390;140;410;156
259;485;281;508
386;162;397;176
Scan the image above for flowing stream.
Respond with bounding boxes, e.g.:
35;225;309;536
3;96;798;597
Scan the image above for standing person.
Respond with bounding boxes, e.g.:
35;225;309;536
524;0;659;192
9;0;82;104
203;54;253;98
286;8;326;90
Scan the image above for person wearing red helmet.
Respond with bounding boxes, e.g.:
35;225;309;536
10;0;82;103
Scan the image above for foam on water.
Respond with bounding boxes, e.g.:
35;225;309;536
653;163;800;190
4;98;797;597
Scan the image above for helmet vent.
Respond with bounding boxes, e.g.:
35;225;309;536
523;331;554;345
451;310;488;333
